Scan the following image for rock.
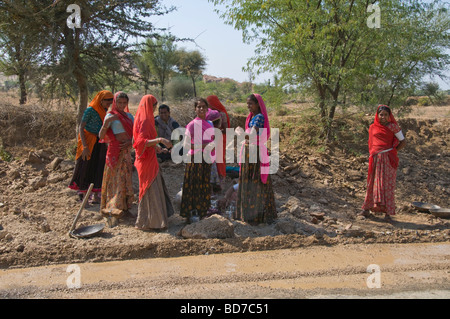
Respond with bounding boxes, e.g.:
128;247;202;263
47;173;66;184
49;157;64;171
310;212;325;220
402;167;412;175
35;149;52;161
29;176;47;190
181;215;234;239
275;218;297;234
15;244;25;252
39;222;51;233
281;196;304;215
318;198;328;205
347;169;363;181
0;231;13;241
343;226;366;237
26;151;43;164
12;207;21;215
7;169;20;180
275;216;326;236
59;161;75;172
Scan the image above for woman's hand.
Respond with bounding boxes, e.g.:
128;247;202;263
119;140;132;150
159;138;173;149
81;147;90;161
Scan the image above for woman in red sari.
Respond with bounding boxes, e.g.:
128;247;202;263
206;95;231;181
360;105;406;221
133;95;174;231
98;92;134;226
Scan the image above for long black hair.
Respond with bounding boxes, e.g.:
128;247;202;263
378;105;391;115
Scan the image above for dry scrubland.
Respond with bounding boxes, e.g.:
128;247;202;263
0;92;449;269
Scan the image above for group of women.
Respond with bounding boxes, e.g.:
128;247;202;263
69;90;278;231
69;89;407;231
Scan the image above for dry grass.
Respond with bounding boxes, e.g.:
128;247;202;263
0;93;77;158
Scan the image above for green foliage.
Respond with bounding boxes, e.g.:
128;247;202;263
418;96;432;106
167;76;195;101
210;0;450;140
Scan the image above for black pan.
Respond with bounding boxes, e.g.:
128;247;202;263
70;223;105;238
69;183;105;239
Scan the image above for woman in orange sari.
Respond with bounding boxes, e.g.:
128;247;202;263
133;95;174;231
69;90;114;203
360;105;406;221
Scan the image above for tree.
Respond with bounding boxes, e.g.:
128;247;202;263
175;49;207;97
210;0;450;140
141;35;178;101
1;0;174;133
0;0;49;104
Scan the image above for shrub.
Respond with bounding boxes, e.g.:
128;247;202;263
418;97;431;106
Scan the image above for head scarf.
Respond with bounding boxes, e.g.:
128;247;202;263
89;90;114;122
207;95;230;128
368;104;400;173
206;109;221;122
207;96;230;175
133;95;159;201
101;91;133;169
75;90;113;161
243;94;271;184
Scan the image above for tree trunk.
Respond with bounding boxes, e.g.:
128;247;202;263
326;99;338;141
18;70;27;105
192;76;197;97
15;43;27;105
72;28;88;138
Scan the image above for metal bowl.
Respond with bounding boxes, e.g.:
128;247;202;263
411;202;441;212
429;208;450;219
70;223;105;238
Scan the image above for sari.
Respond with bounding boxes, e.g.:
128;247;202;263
236;94;277;224
69;90;113;196
100;92;134;218
133;95;174;230
180;117;214;219
362;105;402;216
207;95;230;177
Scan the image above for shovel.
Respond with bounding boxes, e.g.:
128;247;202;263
69;183;105;239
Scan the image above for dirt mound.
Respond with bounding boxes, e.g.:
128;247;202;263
0;103;449;269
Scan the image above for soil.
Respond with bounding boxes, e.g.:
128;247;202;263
0;100;449;273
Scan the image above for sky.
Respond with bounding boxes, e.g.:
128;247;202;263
150;0;274;84
151;0;449;90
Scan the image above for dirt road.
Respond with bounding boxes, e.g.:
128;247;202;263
1;242;449;300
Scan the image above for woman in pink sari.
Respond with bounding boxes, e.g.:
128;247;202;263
98;92;134;226
235;94;277;224
180;98;215;221
360;105;406;221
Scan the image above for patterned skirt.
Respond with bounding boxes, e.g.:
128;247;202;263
180;159;211;219
100;147;134;218
362;152;398;215
235;144;277;224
